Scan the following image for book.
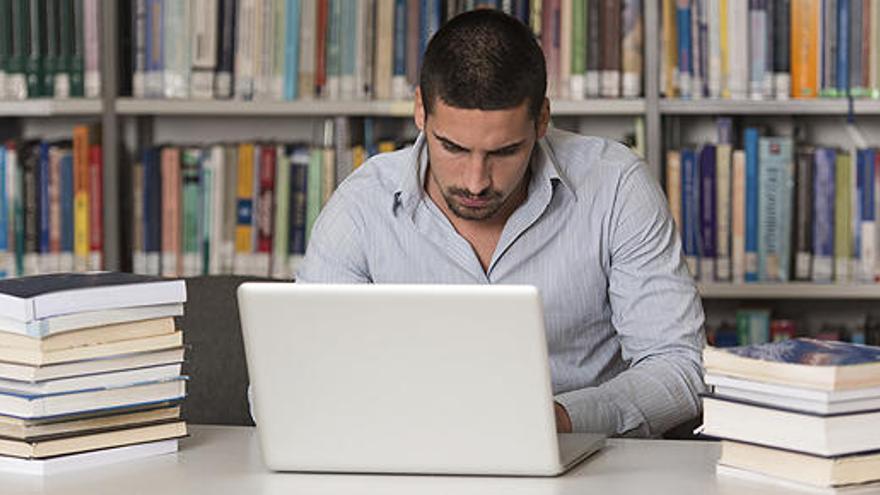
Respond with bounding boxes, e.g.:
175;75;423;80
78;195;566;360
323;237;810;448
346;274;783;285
757;136;794;282
0;437;179;475
743;128;760;281
0;273;185;324
0;377;186;420
716;461;880;494
719;441;880;488
0;404;180;441
0;316;175;352
0;347;184;383
813;147;836;282
702;395;880;457
0;420;186;460
703;339;880;390
706;373;880;415
0;331;182;366
794;147;814;280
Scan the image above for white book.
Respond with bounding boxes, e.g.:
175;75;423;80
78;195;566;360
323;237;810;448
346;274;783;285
0;439;179;476
298;0;317;100
0;363;183;396
83;0;101;98
163;0;192;99
727;0;749;99
731;150;746;283
190;0;218;100
558;0;572;100
690;0;704;99
5;147;17;278
253;0;271;100
0;348;184;383
716;464;880;495
0;303;183;338
707;0;722;98
748;3;766;100
706;374;880;415
235;0;257;100
208;146;225;275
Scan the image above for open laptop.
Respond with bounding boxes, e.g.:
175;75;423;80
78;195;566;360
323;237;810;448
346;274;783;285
237;283;605;476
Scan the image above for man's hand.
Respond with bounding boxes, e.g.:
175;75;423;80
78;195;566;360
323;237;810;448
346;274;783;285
554;402;572;433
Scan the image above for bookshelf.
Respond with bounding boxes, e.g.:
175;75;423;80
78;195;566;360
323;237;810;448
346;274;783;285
698;283;880;300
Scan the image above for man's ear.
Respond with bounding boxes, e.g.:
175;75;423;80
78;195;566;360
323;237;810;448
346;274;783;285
414;87;426;132
536;97;550;139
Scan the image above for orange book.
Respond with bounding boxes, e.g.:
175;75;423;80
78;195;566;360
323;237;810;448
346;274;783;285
791;0;820;98
71;126;91;272
234;143;255;275
160;147;181;278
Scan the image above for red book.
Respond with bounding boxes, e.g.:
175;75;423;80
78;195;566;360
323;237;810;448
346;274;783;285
88;144;103;271
257;145;275;256
315;0;328;95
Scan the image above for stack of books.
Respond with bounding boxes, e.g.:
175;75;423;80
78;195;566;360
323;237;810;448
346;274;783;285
702;339;880;491
0;273;188;475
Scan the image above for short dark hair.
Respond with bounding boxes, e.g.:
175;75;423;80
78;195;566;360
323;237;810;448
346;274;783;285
419;9;547;121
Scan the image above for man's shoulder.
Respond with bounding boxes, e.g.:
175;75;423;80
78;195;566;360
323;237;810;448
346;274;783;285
545;127;643;186
333;145;416;203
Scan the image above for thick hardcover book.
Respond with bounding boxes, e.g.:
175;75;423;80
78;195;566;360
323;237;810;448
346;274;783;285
699;145;717;282
794;148;814;280
0;404;180;442
757;136;794;282
0;347;184;383
0;272;185;324
812;148;836;282
214;0;236;99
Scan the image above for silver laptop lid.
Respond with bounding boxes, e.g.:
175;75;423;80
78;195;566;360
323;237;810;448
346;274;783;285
238;283;563;475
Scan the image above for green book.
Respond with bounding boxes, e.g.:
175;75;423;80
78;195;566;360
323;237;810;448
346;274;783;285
25;0;44;98
571;0;586;80
181;148;201;277
0;0;10;88
272;146;290;278
305;147;323;246
834;151;852;283
8;0;28;99
69;0;83;96
200;165;212;276
56;0;72;97
42;0;58;97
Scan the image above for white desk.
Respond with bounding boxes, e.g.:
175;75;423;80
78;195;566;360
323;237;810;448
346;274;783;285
1;425;876;494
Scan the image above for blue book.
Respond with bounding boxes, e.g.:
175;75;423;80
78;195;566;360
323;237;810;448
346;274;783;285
38;142;49;264
699;145;717;281
676;1;692;98
837;0;849;93
283;0;301;100
0;145;7;278
709;338;880;366
681;148;699;278
289;146;310;258
60;152;74;269
145;0;165;97
418;0;442;68
744;128;760;282
812;148;836;283
392;0;407;79
757;136;794;282
143;148;162;275
513;0;529;23
857;148;876;281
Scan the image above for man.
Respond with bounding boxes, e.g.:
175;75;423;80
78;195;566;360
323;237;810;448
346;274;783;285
297;9;705;437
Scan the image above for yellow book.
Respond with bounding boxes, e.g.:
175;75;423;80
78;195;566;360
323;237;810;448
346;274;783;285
72;126;91;272
234;143;255;276
662;0;677;97
791;0;820;98
352;145;365;170
719;0;729;98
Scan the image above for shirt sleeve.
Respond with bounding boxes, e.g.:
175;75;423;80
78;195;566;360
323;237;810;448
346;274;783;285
295;191;372;283
555;160;706;437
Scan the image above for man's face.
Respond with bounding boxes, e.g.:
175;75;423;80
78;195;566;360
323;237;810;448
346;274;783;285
414;90;549;222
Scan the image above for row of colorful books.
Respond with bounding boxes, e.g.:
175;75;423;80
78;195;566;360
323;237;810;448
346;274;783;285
703;339;880;490
0;273;187;475
708;310;880;347
0;0;102;100
120;0;644;102
0;126;105;279
666;119;880;284
661;0;880;100
129;119;399;278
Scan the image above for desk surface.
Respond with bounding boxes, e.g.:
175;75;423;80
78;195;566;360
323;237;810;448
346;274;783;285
1;425;876;495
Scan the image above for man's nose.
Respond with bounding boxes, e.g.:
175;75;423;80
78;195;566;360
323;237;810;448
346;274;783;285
462;155;491;195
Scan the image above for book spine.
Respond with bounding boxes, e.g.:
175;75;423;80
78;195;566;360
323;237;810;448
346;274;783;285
821;0;838;96
872;0;880;97
145;148;162;275
391;0;408;99
757;137;794;282
837;0;850;94
305;146;322;245
794;149;814;280
314;0;328;97
190;0;218;100
160;147;181;277
834;150;851;282
59;151;73;272
43;0;58;98
251;0;269;100
254;144;275;276
132;160;145;274
87;141;102;270
9;145;23;276
356;0;373;100
48;146;61;273
270;0;286;100
235;0;255;100
200;154;212;275
206;145;223;275
297;0;315;100
749;0;767;100
249;144;260;274
215;0;236;99
707;0;722;97
283;0;300;100
558;0;572;99
181;148;201;277
621;0;643;98
600;0;621;98
234;143;254;275
716;144;732;281
0;146;7;278
72;125;88;272
220;144;237;274
773;0;791;98
569;0;586;99
22;143;37;275
339;0;357;100
0;1;10;100
26;0;44;98
681;148;699;277
719;0;730;97
289;146;309;270
586;0;601;97
858;148;876;281
700;145;717;282
666;150;682;235
272;145;290;278
373;0;393;100
850;0;866;95
38;142;49;273
731;149;746;282
728;0;749;98
744;128;760;281
83;0;99;97
163;0;190;98
144;0;163;98
132;0;147;97
676;0;692;98
324;0;341;99
763;0;775;99
693;0;706;98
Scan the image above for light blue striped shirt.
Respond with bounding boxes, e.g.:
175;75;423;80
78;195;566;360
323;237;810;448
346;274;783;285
297;127;706;437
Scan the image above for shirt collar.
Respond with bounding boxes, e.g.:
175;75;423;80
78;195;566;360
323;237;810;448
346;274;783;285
392;128;578;215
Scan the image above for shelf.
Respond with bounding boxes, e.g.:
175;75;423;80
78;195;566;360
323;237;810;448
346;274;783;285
0;99;103;116
116;98;647;117
698;283;880;299
659;98;880;115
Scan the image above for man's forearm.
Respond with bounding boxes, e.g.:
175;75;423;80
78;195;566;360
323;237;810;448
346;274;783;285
554;353;705;437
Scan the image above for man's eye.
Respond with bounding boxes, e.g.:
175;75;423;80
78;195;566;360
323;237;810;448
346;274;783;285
492;147;518;157
442;142;464;153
